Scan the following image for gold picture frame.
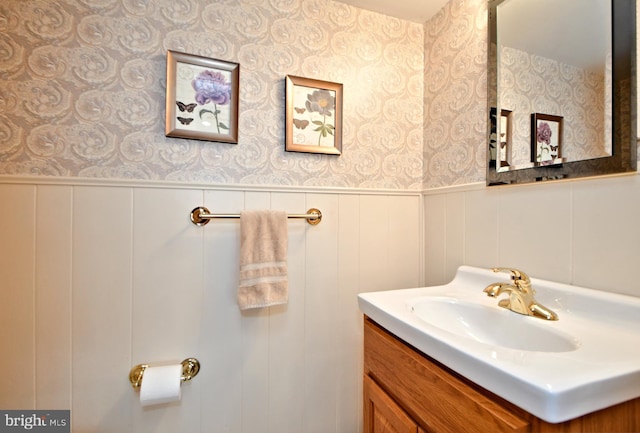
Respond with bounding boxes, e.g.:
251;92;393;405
285;75;342;155
165;50;239;144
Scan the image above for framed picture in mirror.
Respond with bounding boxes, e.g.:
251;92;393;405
499;109;512;168
531;113;563;165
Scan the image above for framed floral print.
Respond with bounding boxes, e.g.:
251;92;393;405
531;113;563;165
285;75;342;155
165;50;239;144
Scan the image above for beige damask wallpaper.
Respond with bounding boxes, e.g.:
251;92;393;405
422;0;487;188
0;0;425;189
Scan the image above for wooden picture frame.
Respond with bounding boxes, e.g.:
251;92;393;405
285;75;342;155
165;50;239;144
531;113;563;164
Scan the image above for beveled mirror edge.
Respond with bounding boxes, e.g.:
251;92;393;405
486;0;637;186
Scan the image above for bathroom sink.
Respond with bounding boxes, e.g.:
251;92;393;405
358;266;640;423
410;297;579;352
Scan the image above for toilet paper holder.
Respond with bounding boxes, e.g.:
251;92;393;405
129;358;200;389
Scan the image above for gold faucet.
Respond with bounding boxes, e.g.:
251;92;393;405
483;268;558;321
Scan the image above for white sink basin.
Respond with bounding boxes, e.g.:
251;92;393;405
358;266;640;423
411;297;579;352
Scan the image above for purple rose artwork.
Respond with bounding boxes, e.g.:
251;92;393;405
532;113;562;164
537;121;552;145
166;51;239;143
193;70;231;105
192;70;232;134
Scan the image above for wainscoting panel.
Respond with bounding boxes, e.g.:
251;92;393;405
0;179;422;433
72;186;134;431
201;188;245;433
571;174;640;294
131;187;204;432
423;174;640;298
36;185;72;410
0;184;36;409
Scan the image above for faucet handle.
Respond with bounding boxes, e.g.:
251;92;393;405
490;268;532;292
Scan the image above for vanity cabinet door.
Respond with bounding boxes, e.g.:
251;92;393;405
364;318;529;433
364;375;418;433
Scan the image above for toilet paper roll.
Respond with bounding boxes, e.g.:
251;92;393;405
139;363;182;407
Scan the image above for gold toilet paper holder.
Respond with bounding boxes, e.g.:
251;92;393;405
129;358;200;389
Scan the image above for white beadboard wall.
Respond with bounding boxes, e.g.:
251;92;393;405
424;172;640;298
0;178;422;433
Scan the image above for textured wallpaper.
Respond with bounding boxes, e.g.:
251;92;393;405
500;46;608;168
422;0;488;188
0;0;424;189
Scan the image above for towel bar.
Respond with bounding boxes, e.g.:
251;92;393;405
190;206;322;226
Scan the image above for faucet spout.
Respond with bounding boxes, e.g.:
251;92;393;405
483;282;514;297
530;303;559;321
483;268;558;321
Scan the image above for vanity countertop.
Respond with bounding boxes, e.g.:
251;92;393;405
358;266;640;423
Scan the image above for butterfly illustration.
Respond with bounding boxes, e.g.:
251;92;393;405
177;117;194;125
294;107;306;114
550;145;559;152
293;119;309;130
176;101;197;113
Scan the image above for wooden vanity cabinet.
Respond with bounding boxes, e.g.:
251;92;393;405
363;317;640;433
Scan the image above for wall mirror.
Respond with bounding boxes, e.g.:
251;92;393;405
487;0;637;186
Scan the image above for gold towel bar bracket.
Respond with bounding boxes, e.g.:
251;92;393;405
129;358;201;389
190;206;322;226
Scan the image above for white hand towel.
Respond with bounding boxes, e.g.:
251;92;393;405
238;210;288;310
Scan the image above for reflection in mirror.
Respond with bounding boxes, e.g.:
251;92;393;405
498;0;611;170
487;0;637;185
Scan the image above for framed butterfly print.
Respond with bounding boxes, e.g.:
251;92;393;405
165;50;240;144
531;113;563;165
285;75;342;155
